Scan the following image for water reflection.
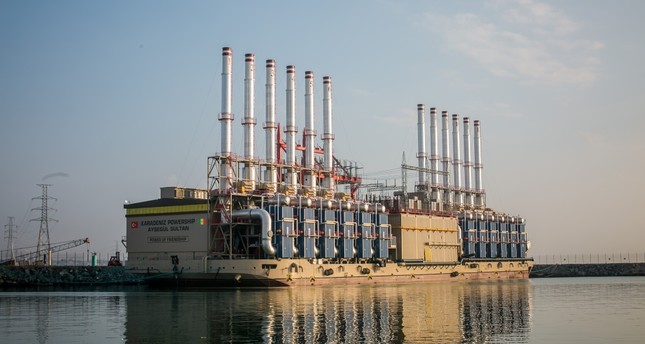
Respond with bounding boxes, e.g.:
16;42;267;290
125;281;531;343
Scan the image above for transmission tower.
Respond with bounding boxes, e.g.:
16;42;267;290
4;216;17;264
31;184;57;264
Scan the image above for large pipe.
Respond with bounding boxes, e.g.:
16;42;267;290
463;117;473;207
242;53;256;190
452;114;463;206
218;47;233;191
441;111;452;205
304;71;316;192
322;76;334;192
417;104;427;186
473;119;484;208
264;59;277;189
285;65;297;188
232;208;275;257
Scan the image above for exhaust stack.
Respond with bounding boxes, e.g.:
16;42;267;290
285;65;297;190
441;111;452;206
473;119;485;208
322;76;334;193
417;104;427;187
264;59;277;192
429;107;440;202
242;53;257;190
452;114;463;207
218;47;233;191
463;117;473;208
303;71;317;193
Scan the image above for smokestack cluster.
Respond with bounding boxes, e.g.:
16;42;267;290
216;47;336;197
415;105;487;210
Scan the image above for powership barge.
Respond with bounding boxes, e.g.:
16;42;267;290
123;47;533;287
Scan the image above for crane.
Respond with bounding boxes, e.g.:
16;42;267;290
0;238;90;265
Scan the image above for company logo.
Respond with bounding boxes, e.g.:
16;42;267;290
130;221;139;229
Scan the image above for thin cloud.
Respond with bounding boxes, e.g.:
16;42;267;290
423;0;602;86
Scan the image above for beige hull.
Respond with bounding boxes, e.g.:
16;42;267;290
130;258;533;287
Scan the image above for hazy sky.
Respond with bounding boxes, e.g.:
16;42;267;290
1;0;644;259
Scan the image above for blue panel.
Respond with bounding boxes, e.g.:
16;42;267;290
508;231;518;258
518;232;527;258
298;207;316;258
355;211;375;259
275;220;294;258
374;225;389;258
488;230;498;258
268;205;296;259
319;223;336;258
338;211;355;258
498;230;508;258
317;209;336;258
356;225;373;258
475;221;488;258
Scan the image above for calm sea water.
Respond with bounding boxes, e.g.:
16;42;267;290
1;277;644;343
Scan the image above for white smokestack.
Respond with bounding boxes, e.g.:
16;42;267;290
322;76;334;192
242;53;256;190
441;111;452;205
430;107;441;203
285;65;297;189
264;59;277;190
463;117;473;208
452;114;463;206
303;71;316;192
218;47;233;191
417;104;427;186
473;119;484;208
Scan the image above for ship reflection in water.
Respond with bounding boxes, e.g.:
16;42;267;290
125;280;531;343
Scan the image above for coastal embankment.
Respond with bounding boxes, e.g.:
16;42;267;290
530;263;645;278
0;266;144;286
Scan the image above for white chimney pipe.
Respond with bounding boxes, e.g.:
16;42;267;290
303;71;316;192
452;114;463;206
322;76;334;192
441;111;452;205
463;117;474;208
218;47;233;191
473;119;484;208
285;65;297;188
417;104;427;186
430;107;440;186
264;59;277;190
430;107;440;202
242;53;256;190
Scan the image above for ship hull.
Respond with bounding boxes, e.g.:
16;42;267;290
130;258;533;288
